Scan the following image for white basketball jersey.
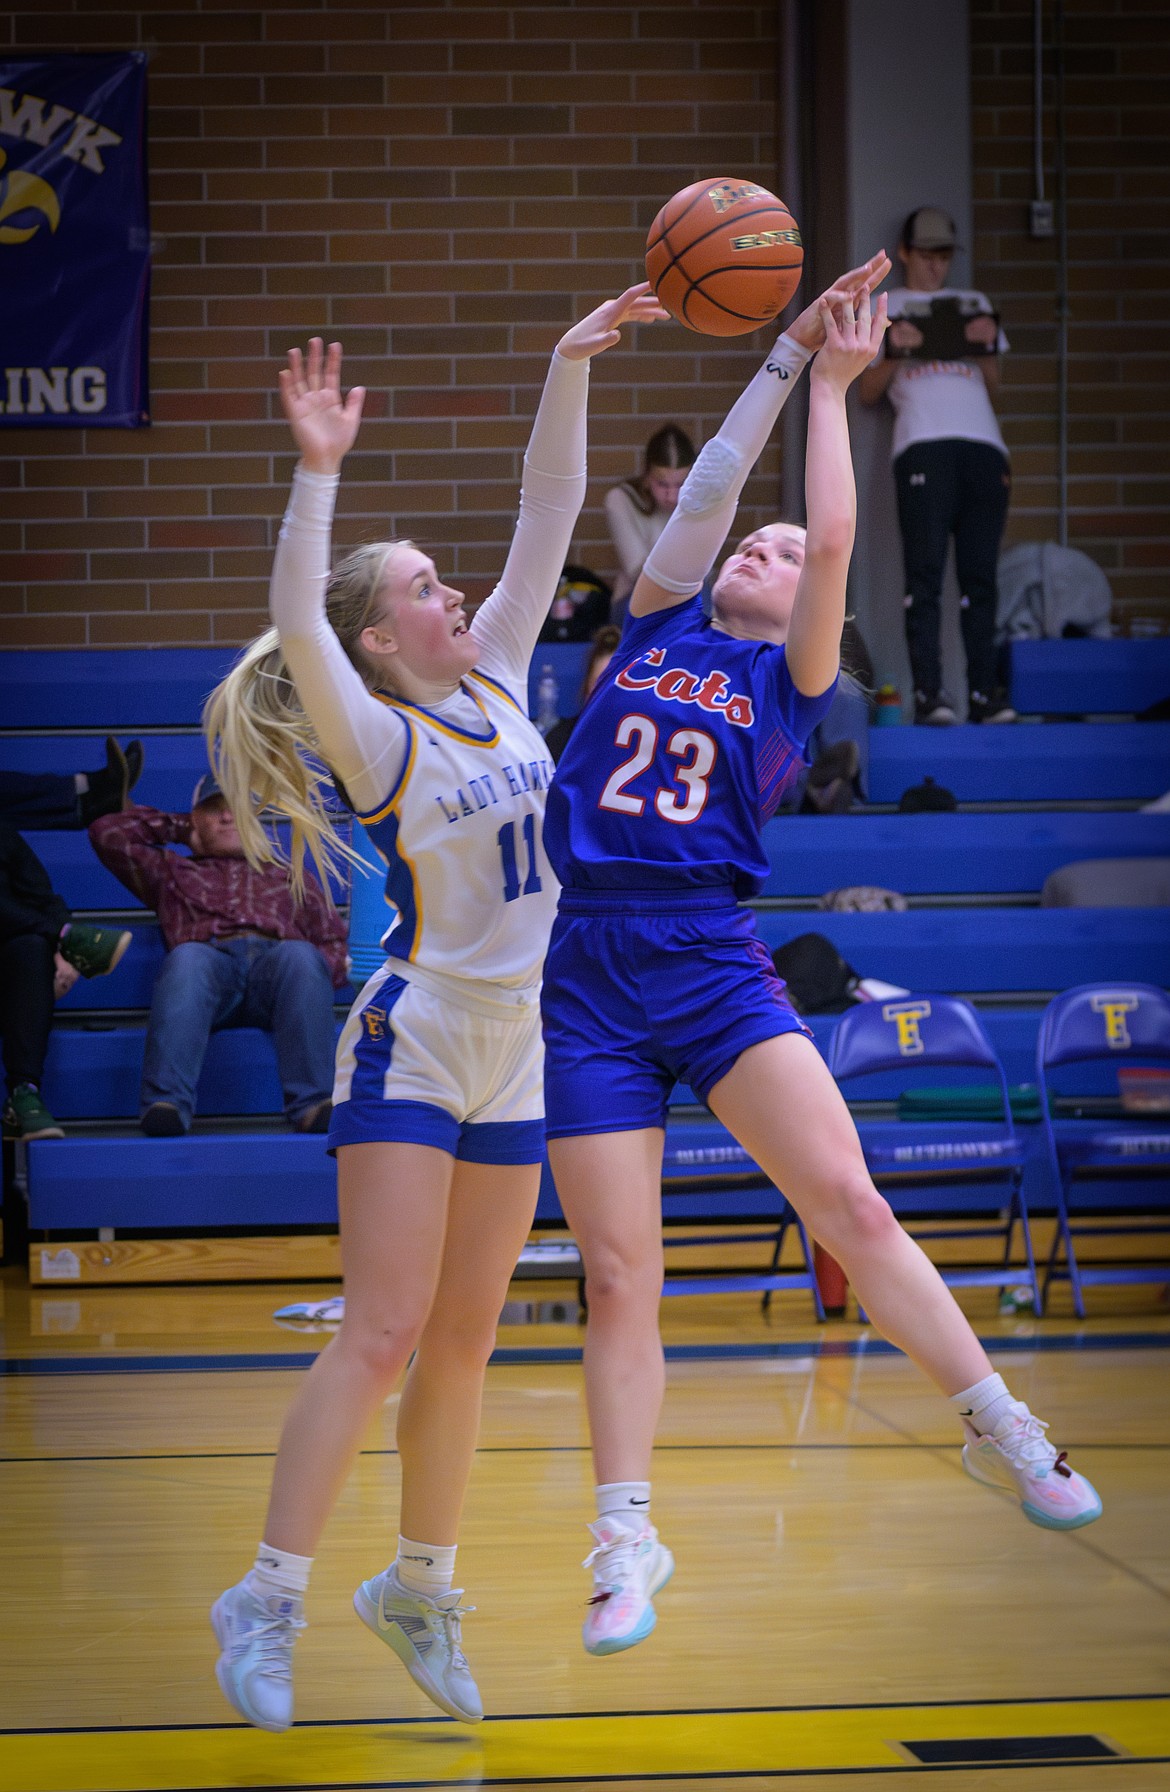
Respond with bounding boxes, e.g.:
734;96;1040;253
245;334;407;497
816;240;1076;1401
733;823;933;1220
355;671;560;991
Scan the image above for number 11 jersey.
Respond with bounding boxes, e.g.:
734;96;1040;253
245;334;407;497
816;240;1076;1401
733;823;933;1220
544;596;838;901
358;671;559;991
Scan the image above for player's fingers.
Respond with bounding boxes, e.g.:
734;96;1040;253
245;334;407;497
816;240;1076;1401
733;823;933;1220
306;337;324;390
324;341;343;390
344;385;366;421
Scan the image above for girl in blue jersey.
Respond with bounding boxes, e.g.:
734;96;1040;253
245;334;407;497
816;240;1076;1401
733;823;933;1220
542;267;1102;1657
203;286;666;1731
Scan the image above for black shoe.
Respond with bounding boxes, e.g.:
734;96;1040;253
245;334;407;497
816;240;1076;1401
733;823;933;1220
913;691;958;726
141;1102;187;1137
968;689;1018;724
79;737;143;824
803;740;861;813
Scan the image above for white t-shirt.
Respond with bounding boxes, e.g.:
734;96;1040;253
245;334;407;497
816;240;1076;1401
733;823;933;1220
604;482;670;607
879;286;1009;461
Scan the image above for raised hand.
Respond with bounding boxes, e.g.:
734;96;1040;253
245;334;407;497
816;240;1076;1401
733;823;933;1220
279;338;366;475
811;284;889;394
556;281;670;363
786;250;891;353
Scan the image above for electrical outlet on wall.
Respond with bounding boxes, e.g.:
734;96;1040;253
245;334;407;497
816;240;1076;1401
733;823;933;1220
1029;198;1055;238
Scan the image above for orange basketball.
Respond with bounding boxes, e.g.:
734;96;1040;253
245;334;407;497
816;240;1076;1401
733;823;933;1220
645;177;804;337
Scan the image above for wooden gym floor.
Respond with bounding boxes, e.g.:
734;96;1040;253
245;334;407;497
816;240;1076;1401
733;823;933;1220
2;1268;1169;1791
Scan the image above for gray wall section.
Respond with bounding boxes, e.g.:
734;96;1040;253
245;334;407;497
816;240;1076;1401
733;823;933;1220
844;0;976;711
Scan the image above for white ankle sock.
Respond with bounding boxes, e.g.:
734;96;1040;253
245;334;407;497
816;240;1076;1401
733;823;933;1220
246;1540;312;1601
951;1372;1016;1436
595;1481;652;1528
394;1535;456;1599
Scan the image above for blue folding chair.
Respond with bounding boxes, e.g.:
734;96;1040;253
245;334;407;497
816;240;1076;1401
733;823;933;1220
828;995;1039;1314
657;1123;825;1319
1036;982;1170;1316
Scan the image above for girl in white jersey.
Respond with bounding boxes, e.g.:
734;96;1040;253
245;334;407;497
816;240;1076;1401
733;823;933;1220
203;286;665;1733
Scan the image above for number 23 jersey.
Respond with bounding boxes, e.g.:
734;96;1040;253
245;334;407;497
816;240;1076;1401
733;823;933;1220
544;597;837;900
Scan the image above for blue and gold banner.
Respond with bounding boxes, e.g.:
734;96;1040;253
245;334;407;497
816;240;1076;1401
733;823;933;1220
0;53;149;428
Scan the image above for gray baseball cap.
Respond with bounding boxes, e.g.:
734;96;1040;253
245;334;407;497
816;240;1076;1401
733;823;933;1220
905;206;959;251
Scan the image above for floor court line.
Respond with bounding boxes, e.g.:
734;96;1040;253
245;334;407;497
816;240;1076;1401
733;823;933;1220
3;1441;1165;1466
4;1328;1170;1376
3;1696;1168;1791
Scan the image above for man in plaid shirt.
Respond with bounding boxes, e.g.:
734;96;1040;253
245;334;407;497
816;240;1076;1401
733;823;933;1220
90;774;347;1136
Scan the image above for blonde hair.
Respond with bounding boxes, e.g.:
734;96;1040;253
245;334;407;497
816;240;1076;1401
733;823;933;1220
203;540;408;900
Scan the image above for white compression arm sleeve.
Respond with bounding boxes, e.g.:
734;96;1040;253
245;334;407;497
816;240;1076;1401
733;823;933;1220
471;348;590;690
269;467;408;814
641;331;813;595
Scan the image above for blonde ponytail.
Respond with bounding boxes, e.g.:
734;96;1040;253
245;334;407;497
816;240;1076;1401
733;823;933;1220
203;539;407;901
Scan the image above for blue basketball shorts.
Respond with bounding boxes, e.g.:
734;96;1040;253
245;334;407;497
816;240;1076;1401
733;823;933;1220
541;888;808;1139
329;959;546;1164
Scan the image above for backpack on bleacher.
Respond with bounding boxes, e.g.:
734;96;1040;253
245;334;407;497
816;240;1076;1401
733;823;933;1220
996;541;1112;642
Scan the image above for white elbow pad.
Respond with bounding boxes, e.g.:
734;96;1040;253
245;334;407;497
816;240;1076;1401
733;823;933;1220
677;437;743;516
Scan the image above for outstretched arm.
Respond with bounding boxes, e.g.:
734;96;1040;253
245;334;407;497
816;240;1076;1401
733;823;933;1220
270;340;410;811
785;287;888;696
631;252;891;619
471;284;667;686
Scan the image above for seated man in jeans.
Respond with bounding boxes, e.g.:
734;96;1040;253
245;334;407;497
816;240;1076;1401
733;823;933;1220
89;775;346;1137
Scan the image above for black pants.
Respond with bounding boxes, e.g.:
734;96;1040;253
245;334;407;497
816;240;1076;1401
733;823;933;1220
893;438;1011;701
0;769;80;829
0;821;70;1090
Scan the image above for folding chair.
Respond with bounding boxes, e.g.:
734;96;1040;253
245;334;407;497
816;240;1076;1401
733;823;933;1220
828;995;1039;1314
1036;982;1170;1316
658;1121;825;1319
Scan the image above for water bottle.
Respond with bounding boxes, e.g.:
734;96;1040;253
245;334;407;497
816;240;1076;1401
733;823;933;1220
536;663;560;736
874;682;904;726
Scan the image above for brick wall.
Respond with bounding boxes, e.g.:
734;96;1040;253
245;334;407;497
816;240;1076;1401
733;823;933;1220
971;0;1170;632
1;1;782;649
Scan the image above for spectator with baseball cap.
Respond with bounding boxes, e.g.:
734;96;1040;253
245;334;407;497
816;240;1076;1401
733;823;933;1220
860;205;1015;726
89;773;346;1136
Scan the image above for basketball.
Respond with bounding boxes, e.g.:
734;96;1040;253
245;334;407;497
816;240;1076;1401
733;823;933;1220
645;177;804;337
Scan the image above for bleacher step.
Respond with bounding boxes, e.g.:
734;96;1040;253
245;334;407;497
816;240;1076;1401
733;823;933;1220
1010;638;1170;716
867;722;1170;804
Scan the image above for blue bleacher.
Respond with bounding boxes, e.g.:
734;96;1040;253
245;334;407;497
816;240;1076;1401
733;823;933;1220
866;721;1170;804
25;812;1170;913
1010;638;1170;716
6;643;1168;1264
761;812;1170;897
24;1115;1142;1233
0;649;238;729
40;1024;347;1120
6;718;1168;812
754;908;1170;995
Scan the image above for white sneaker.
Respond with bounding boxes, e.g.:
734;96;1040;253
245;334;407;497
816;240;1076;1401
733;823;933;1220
211;1580;305;1732
582;1516;675;1656
961;1400;1103;1530
354;1565;482;1723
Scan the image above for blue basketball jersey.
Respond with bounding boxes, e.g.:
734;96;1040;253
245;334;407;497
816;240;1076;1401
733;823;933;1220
544;597;837;899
